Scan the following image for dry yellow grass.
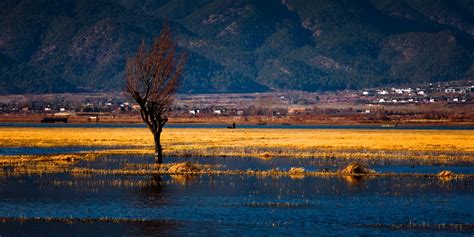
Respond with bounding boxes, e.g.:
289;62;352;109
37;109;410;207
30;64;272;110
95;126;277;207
0;127;473;160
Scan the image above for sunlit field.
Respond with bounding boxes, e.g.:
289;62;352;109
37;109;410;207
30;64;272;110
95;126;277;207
1;127;473;160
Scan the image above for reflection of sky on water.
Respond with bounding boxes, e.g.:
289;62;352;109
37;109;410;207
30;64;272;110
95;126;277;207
1;147;473;235
0;173;472;236
0;146;106;155
75;154;474;175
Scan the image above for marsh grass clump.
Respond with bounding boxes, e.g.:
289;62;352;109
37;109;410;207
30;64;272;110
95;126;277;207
438;170;456;182
340;163;375;175
259;152;272;159
288;167;306;179
289;167;305;174
438;170;454;177
168;162;200;173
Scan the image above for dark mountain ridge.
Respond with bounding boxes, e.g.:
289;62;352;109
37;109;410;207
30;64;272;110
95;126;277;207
0;0;473;94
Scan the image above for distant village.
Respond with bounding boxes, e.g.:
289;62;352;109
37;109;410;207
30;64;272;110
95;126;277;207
0;80;472;124
361;80;474;105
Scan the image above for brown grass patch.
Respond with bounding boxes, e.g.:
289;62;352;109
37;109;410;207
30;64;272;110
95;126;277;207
340;163;376;175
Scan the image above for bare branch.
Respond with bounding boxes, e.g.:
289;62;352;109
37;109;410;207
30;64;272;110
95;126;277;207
124;23;187;164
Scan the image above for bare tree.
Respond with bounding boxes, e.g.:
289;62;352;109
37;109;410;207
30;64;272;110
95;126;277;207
126;23;186;165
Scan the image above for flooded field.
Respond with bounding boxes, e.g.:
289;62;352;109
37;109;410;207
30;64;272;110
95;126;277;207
0;171;473;236
0;125;473;235
1;153;474;236
73;154;474;175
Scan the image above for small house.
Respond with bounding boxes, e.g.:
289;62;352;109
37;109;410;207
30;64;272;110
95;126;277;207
189;109;200;115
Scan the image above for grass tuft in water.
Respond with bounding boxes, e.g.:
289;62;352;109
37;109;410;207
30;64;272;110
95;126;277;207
340;163;376;175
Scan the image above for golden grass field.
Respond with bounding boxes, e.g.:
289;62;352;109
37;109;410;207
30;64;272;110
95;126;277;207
0;127;473;160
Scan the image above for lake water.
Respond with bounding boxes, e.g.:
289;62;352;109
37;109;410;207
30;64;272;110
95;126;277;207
76;155;474;175
0;146;108;156
0;173;473;236
0;154;473;236
1;122;473;130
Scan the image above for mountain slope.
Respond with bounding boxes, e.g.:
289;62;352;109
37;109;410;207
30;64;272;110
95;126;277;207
0;0;473;94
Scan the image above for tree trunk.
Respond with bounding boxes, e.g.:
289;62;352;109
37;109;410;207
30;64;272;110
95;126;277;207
153;132;163;165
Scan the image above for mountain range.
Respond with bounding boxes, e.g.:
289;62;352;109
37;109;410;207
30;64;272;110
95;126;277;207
1;0;473;94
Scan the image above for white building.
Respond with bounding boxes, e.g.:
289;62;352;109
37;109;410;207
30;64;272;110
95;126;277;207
392;88;412;94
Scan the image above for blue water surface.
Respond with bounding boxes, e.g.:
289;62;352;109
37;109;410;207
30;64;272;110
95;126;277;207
0;173;472;236
0;122;473;130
